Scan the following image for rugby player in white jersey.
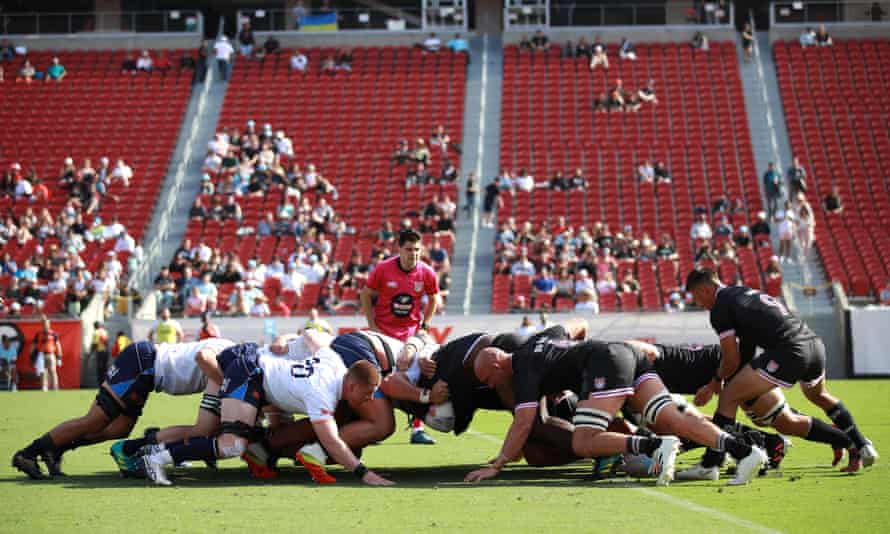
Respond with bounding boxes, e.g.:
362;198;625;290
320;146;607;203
140;338;394;486
12;338;234;480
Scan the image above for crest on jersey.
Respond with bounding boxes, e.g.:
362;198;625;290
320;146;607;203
766;360;779;373
414;281;424;293
594;377;606;390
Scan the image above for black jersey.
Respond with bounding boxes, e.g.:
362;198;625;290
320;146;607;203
710;285;817;350
418;331;524;435
654;344;721;394
512;326;593;410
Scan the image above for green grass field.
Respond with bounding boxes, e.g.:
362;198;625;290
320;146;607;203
1;380;888;533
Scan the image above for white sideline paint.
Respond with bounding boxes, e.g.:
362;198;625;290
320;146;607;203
465;428;784;534
462;34;488;316
635;488;785;534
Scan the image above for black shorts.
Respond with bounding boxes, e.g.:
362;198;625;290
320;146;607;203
750;338;826;389
105;341;156;416
219;344;266;409
581;343;658;400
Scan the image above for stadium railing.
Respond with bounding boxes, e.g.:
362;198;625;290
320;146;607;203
504;1;735;31
770;1;890;26
0;10;203;37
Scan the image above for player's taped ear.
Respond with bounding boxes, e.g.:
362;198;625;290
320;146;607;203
643;391;674;427
199;392;222;416
573;407;613;430
746;397;786;427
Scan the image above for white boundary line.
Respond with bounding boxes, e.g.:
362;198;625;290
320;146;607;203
465;428;784;534
462;34;488;316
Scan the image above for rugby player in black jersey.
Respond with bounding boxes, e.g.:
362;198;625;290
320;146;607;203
683;268;878;477
464;326;768;486
640;341;856;478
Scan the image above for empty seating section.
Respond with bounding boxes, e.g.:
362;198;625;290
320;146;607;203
186;47;466;312
497;42;769;311
0;50;192;313
774;40;890;297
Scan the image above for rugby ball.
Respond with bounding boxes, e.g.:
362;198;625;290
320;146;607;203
623;454;655;478
424;401;455;432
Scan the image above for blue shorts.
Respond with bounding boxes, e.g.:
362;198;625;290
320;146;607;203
219;343;265;409
330;332;387;399
105;341;156;417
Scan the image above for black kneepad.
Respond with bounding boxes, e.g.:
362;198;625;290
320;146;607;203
95;387;122;420
219;421;255;440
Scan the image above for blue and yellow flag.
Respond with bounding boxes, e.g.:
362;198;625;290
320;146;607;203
300;12;338;31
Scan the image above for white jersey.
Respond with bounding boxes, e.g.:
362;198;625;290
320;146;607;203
256;332;335;361
259;346;345;421
354;330;433;386
153;338;235;395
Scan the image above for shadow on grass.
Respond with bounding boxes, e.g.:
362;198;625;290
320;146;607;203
0;462;856;490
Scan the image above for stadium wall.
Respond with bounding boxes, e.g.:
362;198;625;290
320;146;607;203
848;307;890;376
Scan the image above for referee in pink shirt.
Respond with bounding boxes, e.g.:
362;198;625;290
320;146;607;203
361;229;442;444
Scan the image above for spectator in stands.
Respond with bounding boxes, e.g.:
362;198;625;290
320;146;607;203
636;160;655;184
734;225;752;248
691;31;709;52
690;214;713;241
121;53;137;75
513;169;535;192
533;266;557;306
136;50;153;72
238;21;256;57
511;249;536;276
516;316;536;336
751;211;771;237
574;268;595;294
568;168;588;190
824;186;843;214
448;34;469;58
765;256;782;281
741;23;755;61
596;271;617;295
815;24;833;46
652;160;671;184
423;33;442;53
549;171;568;191
0;39;14;60
776;210;794;263
714;215;733;237
482;176;502;228
800;27;817;47
665;291;685;313
618;37;637;60
196;41;210;83
261;35;281;58
250;294;271;317
289;49;308;72
656;234;678;259
797;202;815;261
763;162;782;218
184;286;208;317
464;171;478;217
46;56;66;82
531;30;549;51
880;279;890;305
638;79;658;104
590;37;609;70
787;157;807;197
440;160;458;183
335;48;353;71
391;139;412;164
429;124;452;154
214;36;234;81
413;138;431;164
519;35;533;52
16;60;36;83
154;50;172;73
575;38;592;60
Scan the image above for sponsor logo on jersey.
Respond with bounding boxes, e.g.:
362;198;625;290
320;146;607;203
387;281;398;288
107;365;119;379
391;293;414;317
766;360;779;373
594;377;606;390
414;281;424;293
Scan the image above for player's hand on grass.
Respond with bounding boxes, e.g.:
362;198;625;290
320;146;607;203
694;379;721;406
362;470;395;486
419;356;437;378
430;380;449;404
464;466;499;483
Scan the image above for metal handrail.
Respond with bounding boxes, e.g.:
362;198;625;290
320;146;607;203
0;10;203;36
505;1;736;30
770;1;890;26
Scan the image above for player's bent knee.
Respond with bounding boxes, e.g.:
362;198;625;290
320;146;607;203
745;396;786;428
644;391;673;428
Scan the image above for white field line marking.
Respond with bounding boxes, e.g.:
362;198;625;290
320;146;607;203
462;34;488;315
466;428;784;534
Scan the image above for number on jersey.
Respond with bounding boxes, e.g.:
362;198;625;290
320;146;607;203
290;356;321;378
